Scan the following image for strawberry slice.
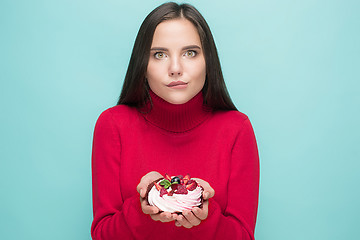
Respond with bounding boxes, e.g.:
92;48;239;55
160;188;168;197
164;173;172;181
183;174;190;185
186;179;196;185
154;182;162;191
186;181;197;191
175;184;188;194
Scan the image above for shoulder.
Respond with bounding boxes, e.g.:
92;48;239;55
95;105;139;128
212;110;250;126
211;110;257;145
214;110;249;120
207;110;255;136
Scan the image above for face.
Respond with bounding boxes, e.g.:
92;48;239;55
146;18;206;104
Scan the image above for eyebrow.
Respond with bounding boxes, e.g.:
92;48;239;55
150;45;201;51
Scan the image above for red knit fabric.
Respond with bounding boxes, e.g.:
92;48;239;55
91;91;260;240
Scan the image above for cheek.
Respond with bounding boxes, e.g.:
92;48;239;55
146;61;166;80
146;64;158;82
189;60;206;80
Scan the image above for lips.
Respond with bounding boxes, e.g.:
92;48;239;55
167;81;188;87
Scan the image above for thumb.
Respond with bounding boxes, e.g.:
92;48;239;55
137;183;146;198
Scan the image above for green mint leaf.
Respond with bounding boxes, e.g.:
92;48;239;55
160;179;171;187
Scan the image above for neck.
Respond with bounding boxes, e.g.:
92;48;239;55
140;90;212;133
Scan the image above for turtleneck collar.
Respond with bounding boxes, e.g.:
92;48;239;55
140;90;212;133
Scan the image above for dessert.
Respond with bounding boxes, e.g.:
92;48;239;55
146;173;203;213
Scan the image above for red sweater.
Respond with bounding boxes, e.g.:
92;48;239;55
91;91;259;240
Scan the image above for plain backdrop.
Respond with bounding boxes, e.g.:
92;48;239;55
1;0;359;239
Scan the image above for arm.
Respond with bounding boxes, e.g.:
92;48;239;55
91;110;159;240
174;118;260;240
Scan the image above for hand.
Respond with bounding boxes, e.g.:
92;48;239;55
137;171;163;198
139;196;178;222
137;171;177;223
174;200;210;228
192;178;215;200
175;178;215;228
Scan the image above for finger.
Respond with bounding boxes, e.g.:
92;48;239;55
137;172;161;198
175;220;181;227
182;210;201;226
176;214;193;229
150;213;160;221
158;212;175;222
136;183;144;197
192;178;215;200
137;181;148;198
150;212;174;222
171;213;178;219
140;197;159;215
192;201;209;220
137;173;152;196
203;187;215;200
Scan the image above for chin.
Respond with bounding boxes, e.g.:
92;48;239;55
154;88;202;105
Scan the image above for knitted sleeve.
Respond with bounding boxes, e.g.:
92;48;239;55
90;109;156;240
188;117;260;239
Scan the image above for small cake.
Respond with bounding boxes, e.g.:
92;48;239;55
146;173;203;213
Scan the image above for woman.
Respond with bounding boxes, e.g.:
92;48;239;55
91;2;259;240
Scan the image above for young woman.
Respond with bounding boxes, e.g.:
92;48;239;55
91;2;259;239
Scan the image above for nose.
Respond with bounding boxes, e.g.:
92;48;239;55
168;57;182;77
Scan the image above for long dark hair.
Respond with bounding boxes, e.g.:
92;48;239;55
117;2;237;111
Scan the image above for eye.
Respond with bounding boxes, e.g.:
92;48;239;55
154;52;167;59
184;50;197;57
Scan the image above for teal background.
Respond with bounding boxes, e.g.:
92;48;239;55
1;0;359;239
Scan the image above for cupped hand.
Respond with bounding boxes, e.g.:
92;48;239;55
136;171;163;198
192;178;215;200
139;197;178;222
137;171;177;223
174;200;210;228
174;178;214;228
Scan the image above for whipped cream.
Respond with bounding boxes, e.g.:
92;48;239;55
147;181;203;213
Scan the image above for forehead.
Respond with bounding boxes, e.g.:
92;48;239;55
151;18;201;48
